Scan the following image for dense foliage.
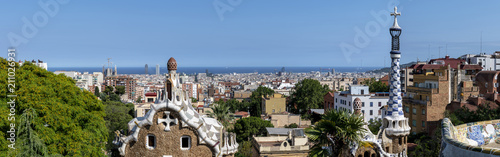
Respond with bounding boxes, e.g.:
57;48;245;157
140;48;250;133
248;86;274;117
289;79;330;117
368;118;382;134
207;102;232;129
233;117;273;143
284;123;298;128
214;99;249;114
103;101;134;151
408;127;441;157
305;109;366;157
0;58;108;156
446;102;500;125
234;141;252;157
362;78;389;92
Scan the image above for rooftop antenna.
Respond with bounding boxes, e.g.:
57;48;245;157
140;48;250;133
428;44;431;61
439;46;442;58
446;44;448;56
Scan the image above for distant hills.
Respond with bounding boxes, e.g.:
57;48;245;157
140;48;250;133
368;62;417;73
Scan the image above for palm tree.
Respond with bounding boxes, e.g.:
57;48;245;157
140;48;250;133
305;109;367;157
206;102;233;129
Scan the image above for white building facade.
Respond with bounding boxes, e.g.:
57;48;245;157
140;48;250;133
334;85;389;123
460;52;500;71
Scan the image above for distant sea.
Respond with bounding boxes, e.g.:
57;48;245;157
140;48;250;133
49;67;383;75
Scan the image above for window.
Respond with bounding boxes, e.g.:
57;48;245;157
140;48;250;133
422;109;426;115
146;134;156;149
426;96;429;101
370;102;373;107
181;136;191;150
362;110;365;114
378;102;382;107
378;110;381;115
404;106;409;113
422;121;425;127
412;120;416;127
370;110;373;115
412;108;416;114
272;109;275;113
361;89;365;95
349;102;351;106
362;102;365;107
336;98;337;103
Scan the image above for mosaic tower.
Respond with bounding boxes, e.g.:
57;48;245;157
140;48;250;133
382;6;411;155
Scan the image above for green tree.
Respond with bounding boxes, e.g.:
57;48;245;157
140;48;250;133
136;96;142;103
16;108;48;157
190;97;198;103
0;58;108;156
284;123;298;128
368;118;382;134
249;86;274;117
305;110;367;157
94;86;99;97
104;86;114;95
363;78;389;92
218;99;248;113
289;79;330;116
408;126;441;157
233;117;273;143
114;86;126;95
449;102;499;125
234;141;252;157
207;103;232;129
104;101;134;151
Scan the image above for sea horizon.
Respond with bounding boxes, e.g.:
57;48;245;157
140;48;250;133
49;66;384;75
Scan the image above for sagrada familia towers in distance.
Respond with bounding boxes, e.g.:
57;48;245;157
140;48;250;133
352;7;411;157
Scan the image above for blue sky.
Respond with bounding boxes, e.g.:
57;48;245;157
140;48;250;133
1;0;499;67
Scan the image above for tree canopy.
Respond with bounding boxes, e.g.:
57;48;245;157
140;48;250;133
305;109;366;157
103;101;134;151
289;79;330;116
233;117;273;143
207;102;232;129
362;78;389;92
0;58;108;156
248;86;274;117
446;102;499;125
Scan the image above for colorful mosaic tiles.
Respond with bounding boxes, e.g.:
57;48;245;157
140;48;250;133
442;118;500;155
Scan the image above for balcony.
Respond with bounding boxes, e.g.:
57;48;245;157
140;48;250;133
413;74;440;81
406;86;439;94
462;86;479;92
403;98;431;105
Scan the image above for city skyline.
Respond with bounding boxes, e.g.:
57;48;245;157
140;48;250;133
1;1;499;67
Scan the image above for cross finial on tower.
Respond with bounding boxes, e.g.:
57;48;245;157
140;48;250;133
390;6;401;29
391;7;400;18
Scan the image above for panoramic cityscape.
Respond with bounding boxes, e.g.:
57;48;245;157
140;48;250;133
1;1;500;157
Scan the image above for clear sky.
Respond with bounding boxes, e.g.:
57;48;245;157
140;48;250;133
1;0;499;67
